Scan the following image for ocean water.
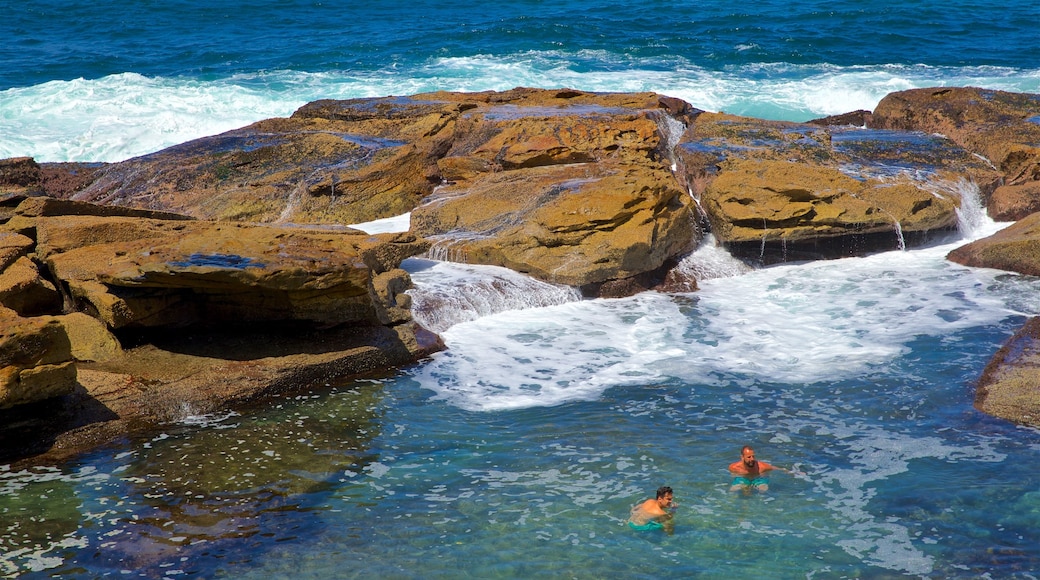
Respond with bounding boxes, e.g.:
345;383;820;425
4;1;1040;578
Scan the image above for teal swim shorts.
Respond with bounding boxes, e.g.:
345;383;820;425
628;520;664;531
732;476;769;487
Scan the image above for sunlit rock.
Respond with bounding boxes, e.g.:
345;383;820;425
976;316;1040;428
871;87;1040;221
676;111;996;263
0;308;76;409
947;211;1040;276
410;89;701;293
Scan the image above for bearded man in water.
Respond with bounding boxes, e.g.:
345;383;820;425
729;445;777;492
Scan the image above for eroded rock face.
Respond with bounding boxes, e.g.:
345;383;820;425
0;308;77;409
0;198;439;464
38;217;382;330
946;212;1040;276
976;317;1040;427
871;87;1040;221
676;112;998;263
410;89;701;292
66;97;460;224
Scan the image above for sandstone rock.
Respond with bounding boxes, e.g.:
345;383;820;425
0;255;63;315
703;159;958;243
947;211;1040;276
35;216;426;330
0;157;42;195
976;316;1040;428
989;181;1040;222
676;112;995;262
0;231;33;270
808;110;872;127
38;162;105;199
59;312;123;363
870;87;1040;216
0;199;440;464
0;309;77;409
410;89;700;292
22;89;702;296
66;98;461;224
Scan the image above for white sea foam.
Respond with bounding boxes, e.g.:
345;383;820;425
404;259;582;334
3;62;1038;163
411;218;1039;412
348;212;411;234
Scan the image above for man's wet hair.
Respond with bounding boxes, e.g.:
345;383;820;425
656;486;673;499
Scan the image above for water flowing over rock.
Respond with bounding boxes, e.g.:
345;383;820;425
674;112;999;264
871;87;1040;221
5;86;1040;454
408;89;702;295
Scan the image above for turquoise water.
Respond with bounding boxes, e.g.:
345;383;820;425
3;1;1040;577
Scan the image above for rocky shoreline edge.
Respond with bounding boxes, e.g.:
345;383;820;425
2;86;1039;466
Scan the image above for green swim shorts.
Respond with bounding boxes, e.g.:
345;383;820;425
732;476;769;487
628;520;664;531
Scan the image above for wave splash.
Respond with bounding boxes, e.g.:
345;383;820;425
3;60;1038;163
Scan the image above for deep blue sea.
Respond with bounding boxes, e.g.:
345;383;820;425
3;1;1040;578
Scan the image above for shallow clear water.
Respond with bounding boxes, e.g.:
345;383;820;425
4;222;1040;578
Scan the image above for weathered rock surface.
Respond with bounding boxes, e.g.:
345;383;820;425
410;89;701;294
63;97;459;224
871;87;1040;221
0;197;440;464
975;317;1040;426
0;307;78;409
676;112;999;263
947;212;1040;276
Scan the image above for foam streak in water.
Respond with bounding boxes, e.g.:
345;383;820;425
414;230;1040;412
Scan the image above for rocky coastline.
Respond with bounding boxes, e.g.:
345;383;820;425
2;86;1039;466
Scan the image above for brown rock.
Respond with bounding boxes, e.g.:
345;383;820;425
703;159;958;243
411;90;700;292
870;87;1040;214
0;231;34;270
0;157;43;195
976;316;1040;427
947;212;1040;276
0;201;441;464
808;110;873;127
35;216;421;330
59;312;123;363
66;97;462;224
38;162;106;198
0;255;63;315
0;309;77;409
676;111;994;262
989;181;1040;222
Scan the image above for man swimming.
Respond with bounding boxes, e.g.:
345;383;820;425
628;486;674;533
729;445;776;493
